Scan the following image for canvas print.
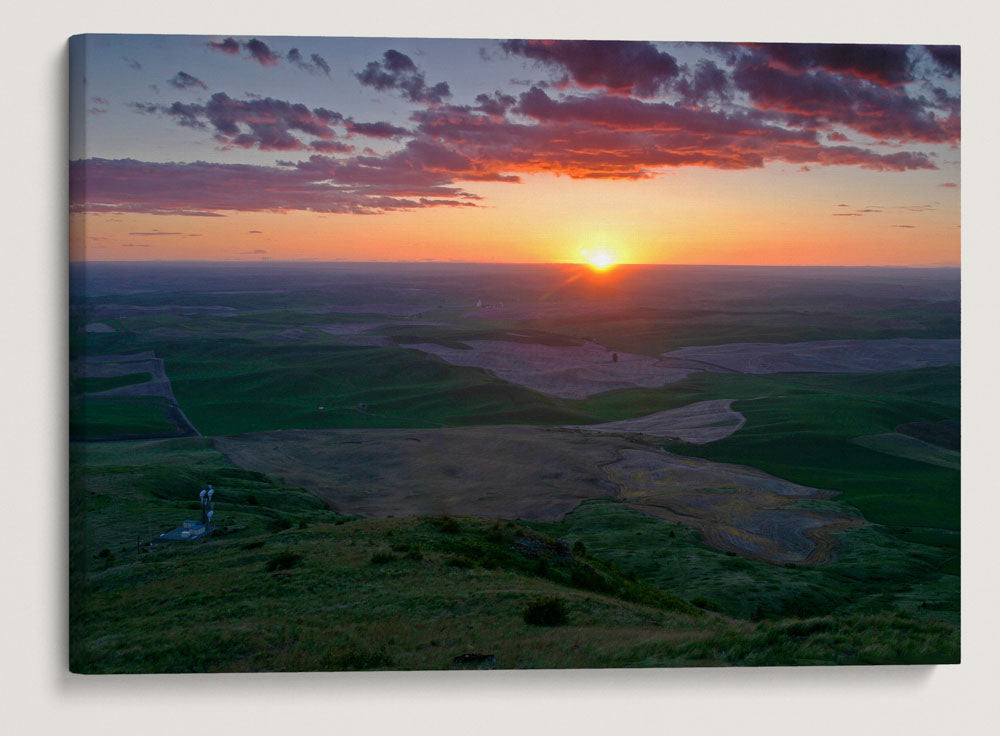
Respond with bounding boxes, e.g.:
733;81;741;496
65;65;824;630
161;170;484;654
69;35;960;673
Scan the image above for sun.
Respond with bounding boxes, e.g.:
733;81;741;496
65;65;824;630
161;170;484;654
588;250;616;271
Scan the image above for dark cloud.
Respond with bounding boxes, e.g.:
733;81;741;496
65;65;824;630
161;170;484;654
675;60;729;106
168;71;207;90
122;243;151;247
128;231;182;235
892;224;916;228
474;92;517;117
95;42;955;220
248;230;262;234
136;93;349;151
239;249;268;254
939;182;957;188
207;37;240;55
244;38;279;66
70;157;482;217
208;37;283;67
123;57;142;70
356;50;451;104
500;40;680;97
744;43;916;86
732;58;959;143
926;45;960;77
311;53;332;76
345;120;410;138
288;48;332;76
413;92;932;178
310;140;354;153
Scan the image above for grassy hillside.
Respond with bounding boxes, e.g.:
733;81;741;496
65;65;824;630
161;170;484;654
70;438;958;673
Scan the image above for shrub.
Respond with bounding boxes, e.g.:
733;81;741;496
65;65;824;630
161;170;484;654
370;551;396;564
241;540;265;550
298;520;309;529
523;597;568;626
329;646;393;670
245;494;260;506
434;517;461;534
572;540;586;557
405;548;424;561
570;564;614;594
691;596;724;612
265;551;301;572
446;556;474;569
267;517;292;533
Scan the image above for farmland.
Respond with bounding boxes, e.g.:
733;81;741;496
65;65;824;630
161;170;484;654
69;262;960;671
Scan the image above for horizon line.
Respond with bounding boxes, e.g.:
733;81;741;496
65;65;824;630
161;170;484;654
70;260;962;269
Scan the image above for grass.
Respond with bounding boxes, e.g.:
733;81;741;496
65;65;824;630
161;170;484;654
69;435;958;671
149;339;595;434
68;271;960;671
851;433;960;470
70;396;178;439
72;372;153;395
526;500;958;623
71;509;958;673
673;375;959;531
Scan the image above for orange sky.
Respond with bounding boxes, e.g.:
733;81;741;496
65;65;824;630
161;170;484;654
71;37;961;267
74;164;960;266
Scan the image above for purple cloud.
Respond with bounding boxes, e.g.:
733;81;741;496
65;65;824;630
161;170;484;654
744;43;916;86
926;45;960;77
70;157;482;217
207;37;240;55
207;37;281;67
345;120;410;138
168;71;207;90
245;39;279;67
356;50;451;104
732;58;959;143
136;93;348;151
501;40;680;97
288;48;331;76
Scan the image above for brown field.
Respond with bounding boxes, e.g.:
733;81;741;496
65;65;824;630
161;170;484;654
660;338;959;374
566;399;745;443
403;340;695;398
214;424;860;565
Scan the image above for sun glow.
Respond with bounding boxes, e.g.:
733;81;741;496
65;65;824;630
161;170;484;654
588;250;615;271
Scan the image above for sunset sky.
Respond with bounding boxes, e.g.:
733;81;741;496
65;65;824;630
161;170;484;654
69;36;960;265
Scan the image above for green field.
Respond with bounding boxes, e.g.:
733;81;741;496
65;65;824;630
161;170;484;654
73;371;152;394
70;396;179;439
